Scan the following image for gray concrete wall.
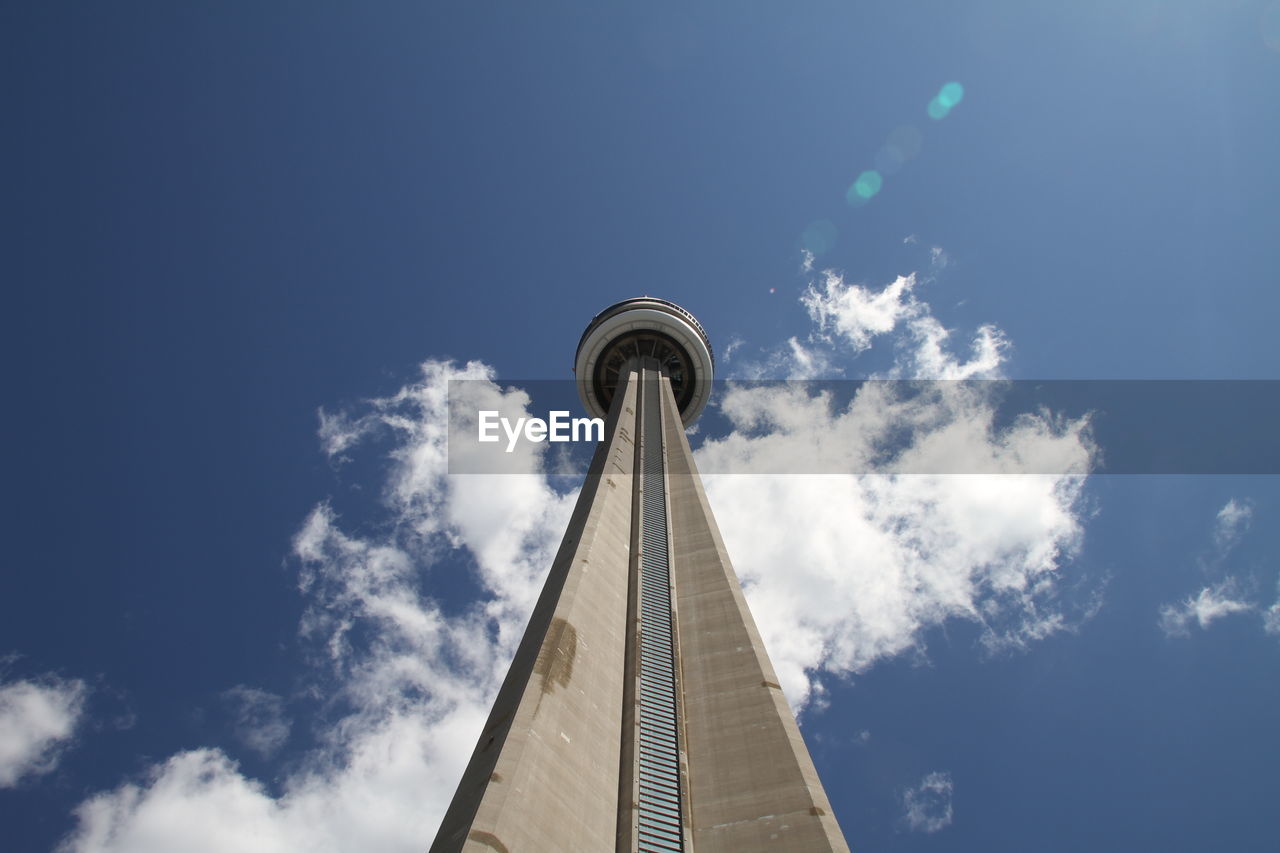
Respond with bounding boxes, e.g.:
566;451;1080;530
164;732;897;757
430;370;640;853
661;378;850;853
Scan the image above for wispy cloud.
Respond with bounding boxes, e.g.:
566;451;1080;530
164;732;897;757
902;770;954;833
220;687;291;760
802;271;918;355
721;334;745;362
60;361;576;853
1213;498;1252;552
800;270;1005;378
1265;579;1280;636
1159;499;1270;638
929;245;949;271
0;674;87;788
1159;578;1255;638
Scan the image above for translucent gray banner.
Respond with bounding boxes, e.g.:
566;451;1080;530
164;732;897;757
447;380;1280;475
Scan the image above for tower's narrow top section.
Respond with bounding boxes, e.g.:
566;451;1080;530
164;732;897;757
575;297;714;426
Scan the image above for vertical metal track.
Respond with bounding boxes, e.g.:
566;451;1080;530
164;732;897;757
634;368;685;852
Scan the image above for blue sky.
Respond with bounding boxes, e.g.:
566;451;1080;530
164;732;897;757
3;2;1280;851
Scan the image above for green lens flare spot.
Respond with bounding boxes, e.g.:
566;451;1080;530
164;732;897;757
858;170;883;197
938;82;965;108
846;170;883;204
927;97;950;120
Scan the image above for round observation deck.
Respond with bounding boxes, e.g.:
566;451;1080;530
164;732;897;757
575;297;714;426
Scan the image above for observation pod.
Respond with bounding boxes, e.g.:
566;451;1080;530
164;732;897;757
575;296;714;426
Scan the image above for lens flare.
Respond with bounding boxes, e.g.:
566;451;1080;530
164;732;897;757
846;170;883;206
927;81;964;120
938;82;965;108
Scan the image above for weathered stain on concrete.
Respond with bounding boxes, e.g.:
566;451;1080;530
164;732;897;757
465;830;509;853
534;617;577;694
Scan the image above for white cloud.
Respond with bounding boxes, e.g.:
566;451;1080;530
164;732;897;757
1265;576;1280;636
701;467;1089;707
699;270;1092;708
1265;599;1280;636
1158;578;1255;638
0;675;87;788
1160;499;1272;639
61;361;576;853
801;270;1006;378
783;336;837;379
802;271;918;355
899;316;1005;379
929;245;949;270
220;687;291;759
902;770;954;833
1213;498;1252;552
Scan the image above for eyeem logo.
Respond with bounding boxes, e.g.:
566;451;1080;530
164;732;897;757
478;410;605;453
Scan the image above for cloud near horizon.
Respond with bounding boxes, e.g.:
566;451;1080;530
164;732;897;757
58;362;577;852
0;674;87;789
57;269;1098;851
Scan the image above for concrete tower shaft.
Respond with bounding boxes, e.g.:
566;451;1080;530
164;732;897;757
431;302;848;852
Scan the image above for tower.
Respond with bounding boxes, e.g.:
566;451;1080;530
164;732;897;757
432;298;849;852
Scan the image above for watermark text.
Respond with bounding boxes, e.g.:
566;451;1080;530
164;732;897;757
478;410;605;452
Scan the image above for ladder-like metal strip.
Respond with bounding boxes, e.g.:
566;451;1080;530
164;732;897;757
635;370;685;852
